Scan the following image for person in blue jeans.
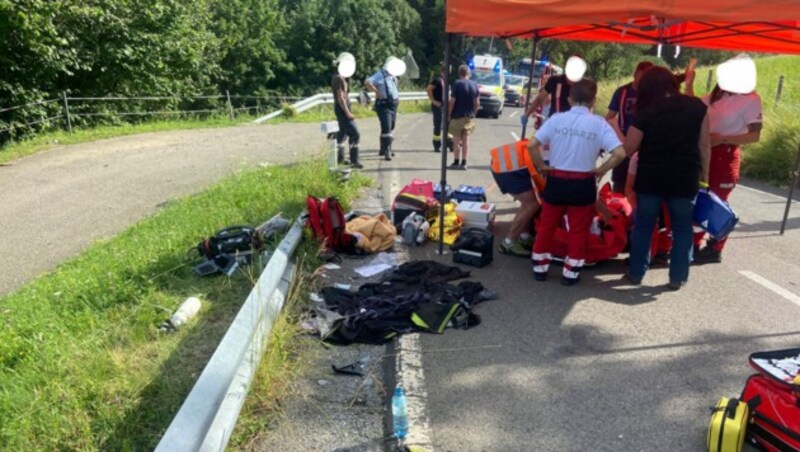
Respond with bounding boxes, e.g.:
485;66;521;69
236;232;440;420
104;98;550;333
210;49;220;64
623;66;711;290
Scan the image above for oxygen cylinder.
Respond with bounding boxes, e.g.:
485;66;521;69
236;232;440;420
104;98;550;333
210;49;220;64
161;297;202;332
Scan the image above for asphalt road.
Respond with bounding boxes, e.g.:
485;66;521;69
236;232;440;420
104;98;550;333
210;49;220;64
0;120;390;298
4;106;800;451
373;106;800;451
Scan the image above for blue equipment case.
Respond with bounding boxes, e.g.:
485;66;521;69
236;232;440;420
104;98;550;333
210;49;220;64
694;189;739;240
453;185;487;203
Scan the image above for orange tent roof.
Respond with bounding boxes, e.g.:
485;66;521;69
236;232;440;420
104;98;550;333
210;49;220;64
446;0;800;54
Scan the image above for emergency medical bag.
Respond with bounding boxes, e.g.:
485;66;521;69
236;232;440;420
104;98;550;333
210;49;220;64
707;397;750;452
544;186;631;264
306;196;357;254
453;185;487;203
743;348;800;451
694;189;739;240
196;225;263;260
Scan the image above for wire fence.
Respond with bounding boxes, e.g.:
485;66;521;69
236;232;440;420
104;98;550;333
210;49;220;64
0;92;305;145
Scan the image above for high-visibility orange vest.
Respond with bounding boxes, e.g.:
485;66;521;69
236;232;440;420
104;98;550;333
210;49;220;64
490;139;546;193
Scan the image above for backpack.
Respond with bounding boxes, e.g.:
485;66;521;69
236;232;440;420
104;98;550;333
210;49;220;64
306;196;357;254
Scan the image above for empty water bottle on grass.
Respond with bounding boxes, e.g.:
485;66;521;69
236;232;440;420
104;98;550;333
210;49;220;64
392;385;409;440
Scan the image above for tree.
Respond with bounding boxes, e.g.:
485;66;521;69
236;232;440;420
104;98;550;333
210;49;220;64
274;0;422;94
210;0;287;95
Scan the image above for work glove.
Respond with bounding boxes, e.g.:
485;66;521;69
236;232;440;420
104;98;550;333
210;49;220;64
520;115;528;127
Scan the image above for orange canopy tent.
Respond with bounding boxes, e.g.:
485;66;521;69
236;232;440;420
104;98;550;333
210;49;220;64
446;0;800;55
432;1;800;250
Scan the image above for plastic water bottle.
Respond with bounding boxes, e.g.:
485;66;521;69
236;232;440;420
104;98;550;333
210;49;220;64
392;385;409;440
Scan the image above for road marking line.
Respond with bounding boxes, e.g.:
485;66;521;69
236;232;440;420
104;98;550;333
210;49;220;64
385;161;433;450
509;111;519;118
739;270;800;308
737;184;798;204
511;132;520;141
396;333;434;450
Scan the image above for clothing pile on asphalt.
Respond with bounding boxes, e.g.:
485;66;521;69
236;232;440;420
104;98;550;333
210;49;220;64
305;260;498;345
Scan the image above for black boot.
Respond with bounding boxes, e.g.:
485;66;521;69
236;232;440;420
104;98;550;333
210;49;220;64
433;137;441;152
380;137;392;161
337;145;349;165
349;146;363;169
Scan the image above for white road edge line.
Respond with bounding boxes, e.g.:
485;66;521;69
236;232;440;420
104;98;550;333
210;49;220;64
388;156;434;450
739;270;800;308
397;333;435;450
737;184;798;204
509;111;519;118
510;132;520;141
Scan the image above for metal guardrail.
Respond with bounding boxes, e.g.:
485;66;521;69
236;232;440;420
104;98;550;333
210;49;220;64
156;218;303;451
253;91;429;123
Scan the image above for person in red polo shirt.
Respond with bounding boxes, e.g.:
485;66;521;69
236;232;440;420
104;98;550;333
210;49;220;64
526;79;626;286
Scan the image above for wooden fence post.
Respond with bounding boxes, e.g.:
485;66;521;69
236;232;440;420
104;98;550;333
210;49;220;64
62;92;72;133
226;90;234;120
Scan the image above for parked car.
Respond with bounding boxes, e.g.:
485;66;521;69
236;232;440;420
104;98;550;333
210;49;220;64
503;75;529;107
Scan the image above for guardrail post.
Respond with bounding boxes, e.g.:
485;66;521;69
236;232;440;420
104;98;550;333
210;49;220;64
776;75;784;104
62;92;72;133
705;70;713;93
226;90;234;120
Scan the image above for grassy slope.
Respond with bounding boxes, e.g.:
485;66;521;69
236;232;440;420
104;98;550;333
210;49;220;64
596;55;800;184
0;157;369;450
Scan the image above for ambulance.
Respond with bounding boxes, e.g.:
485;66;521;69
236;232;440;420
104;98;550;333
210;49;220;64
470;54;505;119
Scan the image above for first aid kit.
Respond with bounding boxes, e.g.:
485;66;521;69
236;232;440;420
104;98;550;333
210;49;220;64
455;201;496;230
742;348;800;451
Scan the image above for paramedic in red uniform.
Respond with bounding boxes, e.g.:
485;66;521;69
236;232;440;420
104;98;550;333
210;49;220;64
693;76;763;263
526;79;626;285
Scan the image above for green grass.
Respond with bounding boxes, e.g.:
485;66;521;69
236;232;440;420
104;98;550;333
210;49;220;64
596;55;800;185
0;156;370;450
226;253;321;449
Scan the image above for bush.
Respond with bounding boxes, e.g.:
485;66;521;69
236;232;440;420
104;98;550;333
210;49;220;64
742;113;800;185
281;103;298;118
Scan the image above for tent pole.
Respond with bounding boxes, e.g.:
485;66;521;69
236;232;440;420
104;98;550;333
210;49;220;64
521;32;540;139
779;143;800;235
438;33;452;254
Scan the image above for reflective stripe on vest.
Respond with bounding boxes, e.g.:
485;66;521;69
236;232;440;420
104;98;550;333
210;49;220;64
491;142;526;173
491;141;548;194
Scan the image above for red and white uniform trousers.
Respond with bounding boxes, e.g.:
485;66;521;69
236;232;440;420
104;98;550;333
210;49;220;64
532;170;597;283
693;144;740;252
